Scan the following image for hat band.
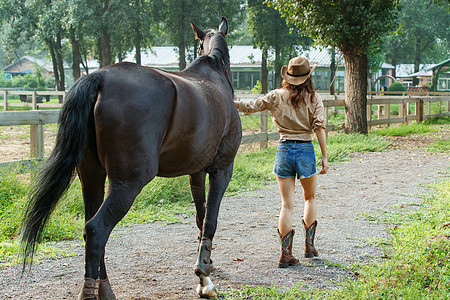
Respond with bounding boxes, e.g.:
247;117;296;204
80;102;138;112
287;70;310;77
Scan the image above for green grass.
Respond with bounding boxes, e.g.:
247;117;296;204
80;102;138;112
222;175;450;299
426;140;450;153
239;112;277;131
320;133;389;164
370;122;440;137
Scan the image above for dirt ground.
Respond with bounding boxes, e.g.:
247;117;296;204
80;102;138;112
0;126;449;299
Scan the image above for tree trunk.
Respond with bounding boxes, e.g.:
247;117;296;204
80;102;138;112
274;45;281;88
134;0;142;65
135;34;141;65
179;41;186;70
261;49;268;94
97;36;103;68
178;2;186;71
100;0;111;68
101;28;111;67
330;47;336;95
46;39;62;92
412;39;420;86
343;49;368;134
56;32;65;103
70;27;82;82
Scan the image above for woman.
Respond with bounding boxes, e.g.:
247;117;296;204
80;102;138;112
235;56;328;268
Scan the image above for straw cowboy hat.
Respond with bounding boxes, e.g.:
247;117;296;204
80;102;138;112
281;56;317;86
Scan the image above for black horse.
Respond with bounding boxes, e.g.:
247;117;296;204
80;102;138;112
21;17;241;299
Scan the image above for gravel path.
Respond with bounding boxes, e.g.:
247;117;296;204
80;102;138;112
1;146;449;299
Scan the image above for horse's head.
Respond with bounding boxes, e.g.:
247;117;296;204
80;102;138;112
190;17;229;57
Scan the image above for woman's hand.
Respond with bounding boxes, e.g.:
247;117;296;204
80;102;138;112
319;157;328;174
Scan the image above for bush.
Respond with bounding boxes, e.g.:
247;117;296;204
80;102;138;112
0;71;55;90
251;80;262;94
387;81;407;92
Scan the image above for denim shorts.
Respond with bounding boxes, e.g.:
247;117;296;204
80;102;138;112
273;140;317;179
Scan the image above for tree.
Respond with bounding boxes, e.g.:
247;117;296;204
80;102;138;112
393;0;449;86
248;0;312;90
382;31;409;78
162;0;243;70
0;0;67;96
270;0;399;133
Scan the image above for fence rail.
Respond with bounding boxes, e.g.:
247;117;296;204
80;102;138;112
1;93;449;169
1;90;66;111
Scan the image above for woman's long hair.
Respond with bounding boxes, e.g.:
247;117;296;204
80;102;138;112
282;77;315;108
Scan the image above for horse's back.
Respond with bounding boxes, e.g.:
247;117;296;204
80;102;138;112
155;67;240;176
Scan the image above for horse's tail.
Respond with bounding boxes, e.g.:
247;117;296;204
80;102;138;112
20;72;103;269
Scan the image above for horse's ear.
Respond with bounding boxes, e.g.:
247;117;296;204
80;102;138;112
218;17;229;37
190;21;206;40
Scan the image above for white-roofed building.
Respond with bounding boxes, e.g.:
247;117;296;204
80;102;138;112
112;45;346;92
4;46;349;91
395;64;435;88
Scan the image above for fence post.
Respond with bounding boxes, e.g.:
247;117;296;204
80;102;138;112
32;91;37;110
377;105;383;119
30;123;44;159
2;90;7;111
367;95;372;131
399;93;405;119
415;98;424;122
324;100;329;137
386;99;391;126
403;98;408;124
260;111;268;150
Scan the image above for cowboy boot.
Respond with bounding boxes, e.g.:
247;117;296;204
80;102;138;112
98;277;117;300
303;220;319;258
77;278;96;300
277;229;300;268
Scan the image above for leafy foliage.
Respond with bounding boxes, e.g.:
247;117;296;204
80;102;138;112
247;0;312;87
0;72;55;89
387;81;406;92
388;0;450;85
269;0;399;55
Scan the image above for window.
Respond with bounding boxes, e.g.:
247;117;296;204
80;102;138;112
231;71;261;90
437;72;450;91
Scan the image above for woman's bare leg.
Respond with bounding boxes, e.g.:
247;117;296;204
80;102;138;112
300;174;317;227
276;176;296;236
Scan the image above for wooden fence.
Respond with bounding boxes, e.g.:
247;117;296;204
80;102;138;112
1;93;449;169
237;92;450;145
1;90;66;111
0;110;59;169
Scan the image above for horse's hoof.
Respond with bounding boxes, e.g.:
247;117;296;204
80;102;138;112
196;275;217;298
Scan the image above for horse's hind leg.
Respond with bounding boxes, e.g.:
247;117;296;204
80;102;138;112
77;151;116;299
190;171;206;239
84;181;144;275
195;163;234;298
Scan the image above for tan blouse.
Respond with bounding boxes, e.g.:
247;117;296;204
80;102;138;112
236;88;325;141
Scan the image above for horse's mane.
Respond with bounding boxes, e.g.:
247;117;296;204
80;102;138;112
209;32;230;72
